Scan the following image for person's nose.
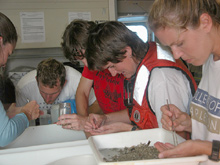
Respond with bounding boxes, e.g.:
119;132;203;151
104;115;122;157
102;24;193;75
108;67;118;77
44;94;52;103
171;47;183;59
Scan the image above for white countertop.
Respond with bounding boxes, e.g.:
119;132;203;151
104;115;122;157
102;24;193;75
0;124;86;149
0;127;209;165
0;124;96;165
0;140;95;165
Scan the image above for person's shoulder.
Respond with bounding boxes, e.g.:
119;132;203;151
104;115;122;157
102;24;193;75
21;70;36;78
155;43;175;62
64;66;82;85
17;70;37;88
151;67;187;81
65;66;81;74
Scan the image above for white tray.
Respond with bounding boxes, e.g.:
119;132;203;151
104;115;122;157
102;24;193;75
48;154;97;165
0;140;93;165
0;124;86;149
88;128;208;165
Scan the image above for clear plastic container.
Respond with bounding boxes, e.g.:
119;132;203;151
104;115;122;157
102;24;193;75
39;110;52;125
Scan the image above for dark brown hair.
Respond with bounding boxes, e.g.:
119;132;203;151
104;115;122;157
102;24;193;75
86;21;148;71
61;19;96;64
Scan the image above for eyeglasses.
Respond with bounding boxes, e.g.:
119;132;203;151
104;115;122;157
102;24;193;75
71;48;85;60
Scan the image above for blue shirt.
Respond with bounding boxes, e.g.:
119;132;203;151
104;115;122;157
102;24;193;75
0;101;29;147
63;99;77;114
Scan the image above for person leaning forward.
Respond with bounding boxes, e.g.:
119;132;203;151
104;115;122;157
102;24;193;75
148;0;220;163
0;12;41;147
84;21;197;138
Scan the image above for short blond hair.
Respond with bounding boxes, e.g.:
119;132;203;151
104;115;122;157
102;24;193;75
148;0;220;31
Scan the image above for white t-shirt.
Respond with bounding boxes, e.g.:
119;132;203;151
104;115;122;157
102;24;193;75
148;68;192;128
16;66;96;110
191;55;220;164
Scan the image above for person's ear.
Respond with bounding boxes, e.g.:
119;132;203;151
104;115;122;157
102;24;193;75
199;13;212;33
35;76;39;85
124;46;132;58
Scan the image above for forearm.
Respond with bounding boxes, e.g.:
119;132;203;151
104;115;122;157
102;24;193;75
193;140;212;156
105;109;131;124
88;100;103;115
0;113;28;147
20;108;31;121
76;93;89;116
6;104;22;119
75;77;94;116
115;122;135;132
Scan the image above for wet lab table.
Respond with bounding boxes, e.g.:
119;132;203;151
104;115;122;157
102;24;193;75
0;124;96;165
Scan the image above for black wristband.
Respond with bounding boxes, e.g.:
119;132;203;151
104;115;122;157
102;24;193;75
209;140;220;162
131;125;137;131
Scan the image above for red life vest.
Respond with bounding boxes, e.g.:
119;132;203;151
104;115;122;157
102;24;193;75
128;42;197;129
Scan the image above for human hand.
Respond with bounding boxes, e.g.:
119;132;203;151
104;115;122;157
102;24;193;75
154;140;206;158
85;122;132;135
160;104;192;132
84;113;107;131
21;101;41;121
56;114;87;131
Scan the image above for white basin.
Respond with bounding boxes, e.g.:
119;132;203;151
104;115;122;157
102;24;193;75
0;124;86;149
48;154;97;165
0;140;94;165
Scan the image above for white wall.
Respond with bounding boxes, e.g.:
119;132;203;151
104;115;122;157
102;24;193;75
3;0;157;74
1;0;114;49
2;0;117;73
